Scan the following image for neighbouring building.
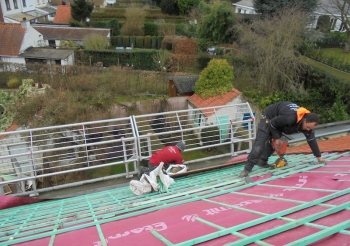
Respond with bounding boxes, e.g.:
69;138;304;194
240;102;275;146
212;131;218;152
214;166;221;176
232;0;350;32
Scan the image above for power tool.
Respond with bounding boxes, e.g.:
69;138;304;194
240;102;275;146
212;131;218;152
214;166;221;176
271;138;288;168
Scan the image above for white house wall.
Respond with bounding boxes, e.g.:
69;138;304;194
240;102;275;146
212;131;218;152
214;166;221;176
61;53;74;65
20;23;44;52
1;0;36;16
234;5;256;14
0;57;26;71
22;0;36;12
34;0;48;8
205;96;243;126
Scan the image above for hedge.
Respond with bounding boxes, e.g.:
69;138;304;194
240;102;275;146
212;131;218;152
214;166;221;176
81;49;158;70
110;36;164;49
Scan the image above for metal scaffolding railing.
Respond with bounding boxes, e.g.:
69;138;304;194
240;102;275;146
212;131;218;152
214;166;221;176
0;103;256;196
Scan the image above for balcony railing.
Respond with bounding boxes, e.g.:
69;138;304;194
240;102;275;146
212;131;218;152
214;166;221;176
0;103;256;196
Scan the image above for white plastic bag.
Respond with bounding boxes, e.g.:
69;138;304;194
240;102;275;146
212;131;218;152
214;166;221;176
129;179;152;195
130;162;174;195
166;164;188;176
149;162;175;190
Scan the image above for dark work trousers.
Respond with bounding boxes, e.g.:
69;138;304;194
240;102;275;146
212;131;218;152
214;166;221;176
244;117;275;172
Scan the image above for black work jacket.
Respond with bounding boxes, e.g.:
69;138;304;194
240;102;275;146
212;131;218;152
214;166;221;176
263;102;321;157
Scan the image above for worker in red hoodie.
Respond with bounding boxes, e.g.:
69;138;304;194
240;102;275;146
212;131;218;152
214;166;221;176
239;102;325;178
139;141;186;177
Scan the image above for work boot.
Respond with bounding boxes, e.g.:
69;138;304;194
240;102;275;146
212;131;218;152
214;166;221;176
239;170;250;178
257;159;272;168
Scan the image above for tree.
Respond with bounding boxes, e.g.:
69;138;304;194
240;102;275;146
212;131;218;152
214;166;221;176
160;0;180;15
194;59;234;98
177;0;200;15
321;0;350;52
71;0;94;23
196;2;237;44
107;19;120;36
153;50;170;71
253;0;318;16
235;7;309;93
317;15;331;32
120;7;146;36
83;34;109;50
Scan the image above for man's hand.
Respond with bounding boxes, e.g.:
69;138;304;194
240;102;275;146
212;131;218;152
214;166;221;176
317;157;325;163
272;138;281;151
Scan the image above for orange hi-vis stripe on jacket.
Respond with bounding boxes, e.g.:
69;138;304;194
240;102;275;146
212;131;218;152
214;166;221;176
297;107;310;123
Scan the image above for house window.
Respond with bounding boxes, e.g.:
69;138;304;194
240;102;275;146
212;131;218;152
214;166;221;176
237;8;241;13
48;40;56;47
194;111;202;126
330;19;336;30
22;0;26;7
42;0;45;3
13;0;18;9
5;0;11;10
37;0;39;4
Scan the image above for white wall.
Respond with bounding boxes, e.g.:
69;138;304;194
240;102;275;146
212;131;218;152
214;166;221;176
20;22;44;52
0;57;26;71
206;96;244;125
50;53;74;66
22;0;36;12
0;0;36;14
1;0;22;15
34;0;48;8
234;5;256;14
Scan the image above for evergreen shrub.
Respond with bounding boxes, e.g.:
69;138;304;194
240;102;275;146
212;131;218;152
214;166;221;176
144;36;152;48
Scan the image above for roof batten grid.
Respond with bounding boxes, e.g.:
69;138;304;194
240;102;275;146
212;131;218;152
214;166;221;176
0;163;317;244
285;219;350;246
194;217;273;246
86;197;107;246
1;152;349;245
174;188;350;246
224;201;350;246
48;201;64;246
194;199;350;244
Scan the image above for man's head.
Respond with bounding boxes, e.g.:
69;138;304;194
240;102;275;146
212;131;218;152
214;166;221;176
176;141;186;152
302;113;319;131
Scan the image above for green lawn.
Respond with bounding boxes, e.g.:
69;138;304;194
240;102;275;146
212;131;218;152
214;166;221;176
315;48;350;62
302;53;350;82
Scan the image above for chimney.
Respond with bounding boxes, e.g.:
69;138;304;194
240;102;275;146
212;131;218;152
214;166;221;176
21;17;30;29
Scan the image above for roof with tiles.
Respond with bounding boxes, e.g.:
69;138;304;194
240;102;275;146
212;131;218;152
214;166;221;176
287;135;350;155
0;23;25;56
188;88;241;117
53;5;72;24
33;26;110;40
168;75;199;94
0;124;18;141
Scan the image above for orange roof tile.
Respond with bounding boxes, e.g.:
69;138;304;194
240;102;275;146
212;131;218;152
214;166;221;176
54;5;73;24
188;88;241;117
0;23;25;56
287;135;350;154
0;124;19;140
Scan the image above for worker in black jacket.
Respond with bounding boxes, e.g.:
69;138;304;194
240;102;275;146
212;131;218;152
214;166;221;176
239;102;325;177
